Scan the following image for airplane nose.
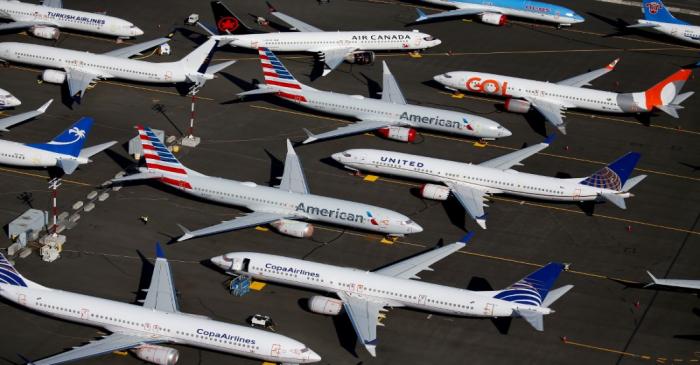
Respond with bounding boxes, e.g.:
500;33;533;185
499;127;512;137
433;38;442;46
307;349;322;362
133;26;144;36
210;255;225;268
331;152;342;162
8;97;20;107
410;222;423;233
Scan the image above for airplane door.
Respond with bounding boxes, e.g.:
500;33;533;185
17;294;26;305
271;344;281;357
80;308;90;319
484;303;494;316
573;188;581;200
418;295;427;305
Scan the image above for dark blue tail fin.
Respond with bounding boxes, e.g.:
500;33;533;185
493;263;565;306
26;117;93;157
642;0;688;25
579;152;641;191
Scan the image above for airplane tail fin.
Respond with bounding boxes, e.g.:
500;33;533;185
642;68;693;117
178;38;221;75
579;152;641;191
26;117;93;158
641;0;688;24
0;253;45;289
135;126;193;188
257;47;313;95
211;0;254;35
493;263;567;308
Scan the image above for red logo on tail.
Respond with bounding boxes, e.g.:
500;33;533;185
645;2;662;14
217;16;239;32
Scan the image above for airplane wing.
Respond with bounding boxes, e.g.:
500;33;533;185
0;21;58;31
314;47;356;76
0;99;52;131
646;271;700;291
374;234;472;280
29;333;163;365
270;10;323;32
102;37;171;58
415;7;485;22
526;97;568;134
65;68;99;99
142;244;179;313
380;61;406;105
302;118;396;144
336;292;383;357
444;181;489;229
42;0;63;7
478;135;554;170
177;212;288;241
277;139;309;194
627;22;660;28
556;59;619;87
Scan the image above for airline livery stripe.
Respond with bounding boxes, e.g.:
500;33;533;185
146;163;187;174
277;91;307;102
267;80;301;89
160;177;192;189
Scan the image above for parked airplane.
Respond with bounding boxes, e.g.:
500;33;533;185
0;0;143;39
628;0;700;45
413;0;584;27
0;36;235;100
433;60;693;134
0;115;115;174
0;244;321;364
210;233;573;356
200;1;441;76
111;126;422;241
331;136;646;229
0;98;52;131
645;271;700;291
0;87;21;107
238;48;510;144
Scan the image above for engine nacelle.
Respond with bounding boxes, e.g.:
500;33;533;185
42;69;66;84
271;219;314;238
377;126;417;142
479;13;507;26
504;98;531;114
133;345;179;365
308;295;343;315
344;51;375;65
420;183;450;201
30;26;59;40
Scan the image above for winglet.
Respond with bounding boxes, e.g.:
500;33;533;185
382;60;391;75
266;1;277;12
458;231;475;244
646;270;658;284
364;339;378;357
543;134;556;145
286;138;296;155
155;242;165;259
606;58;620;70
302;128;318;144
176;223;193;242
38;99;53;113
415;8;428;22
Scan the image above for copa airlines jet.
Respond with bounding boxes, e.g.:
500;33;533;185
112;126;422;242
628;0;700;45
211;234;573;357
0;115;116;174
238;48;511;144
0;36;235;100
332;136;646;229
0;86;20;107
0;245;321;365
0;0;143;39
414;0;584;26
200;1;441;76
433;59;693;134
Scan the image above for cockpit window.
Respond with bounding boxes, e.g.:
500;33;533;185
404;219;414;225
301;347;309;353
423;36;435;41
342;152;351;157
565;12;574;16
442;73;452;79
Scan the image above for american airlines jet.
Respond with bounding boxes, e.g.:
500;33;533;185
0;36;235;100
332;136;646;229
433;59;693;134
628;0;700;45
210;234;573;357
0;0;143;39
112;126;422;241
0;245;321;364
202;1;441;76
238;48;511;144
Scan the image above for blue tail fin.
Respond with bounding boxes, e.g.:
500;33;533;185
493;263;565;306
642;0;688;25
26;117;93;157
579;152;641;191
0;254;28;287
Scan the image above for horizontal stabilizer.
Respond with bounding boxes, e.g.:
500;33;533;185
541;284;574;308
302;128;317;144
196;21;218;36
672;91;694;105
515;309;544;331
600;192;626;209
237;87;279;98
656;104;680;118
57;159;80;175
111;171;164;183
78;141;117;160
621;174;647;191
205;60;236;76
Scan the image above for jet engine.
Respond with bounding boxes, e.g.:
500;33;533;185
420;184;450;201
479;13;507;26
30;26;60;40
504;98;531;113
271;219;314;238
42;70;66;84
344;51;375;65
377;126;417;142
308;295;343;315
133;345;179;365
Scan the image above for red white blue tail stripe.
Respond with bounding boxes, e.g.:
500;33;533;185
137;126;192;189
258;48;308;103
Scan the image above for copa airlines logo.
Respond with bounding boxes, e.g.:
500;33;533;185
295;203;365;223
399;112;464;130
0;256;27;287
645;1;662;14
380;156;425;168
351;34;412;41
196;329;256;345
48;127;86;145
493;281;543;306
47;11;106;25
265;263;320;278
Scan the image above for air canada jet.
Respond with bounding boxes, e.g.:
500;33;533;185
211;233;573;357
628;0;700;45
112;126;422;241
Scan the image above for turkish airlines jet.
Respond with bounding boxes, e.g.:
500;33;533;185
433;59;693;134
112;126;422;241
201;1;441;76
0;36;235;100
211;234;573;357
0;86;20;107
628;0;700;45
332;136;646;229
238;48;511;144
0;245;321;365
0;0;143;39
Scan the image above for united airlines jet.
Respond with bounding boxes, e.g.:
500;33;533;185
0;244;321;364
211;234;573;357
628;0;700;45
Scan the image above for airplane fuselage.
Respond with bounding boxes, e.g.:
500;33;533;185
0;139;86;168
421;0;583;25
637;20;700;45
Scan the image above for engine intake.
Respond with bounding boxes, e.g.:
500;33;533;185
30;26;59;40
271;219;314;238
377;126;417;142
504;98;531;114
479;13;507;26
420;184;450;201
344;51;375;65
308;295;343;315
133;345;179;365
42;70;66;84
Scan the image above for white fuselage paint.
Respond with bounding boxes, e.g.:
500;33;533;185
637;20;700;45
0;139;87;168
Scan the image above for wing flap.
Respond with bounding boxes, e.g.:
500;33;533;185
102;37;171;58
66;68;99;99
302;118;395;144
177;212;287;241
278;139;309;194
29;333;161;365
527;98;568;134
479;135;554;170
142;244;179;313
315;47;355;76
337;293;383;357
445;182;488;229
374;234;472;279
556;59;619;87
381;61;406;105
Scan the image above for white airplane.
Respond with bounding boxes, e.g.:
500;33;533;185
331;136;646;229
0;86;21;107
0;36;235;100
627;0;700;45
210;233;573;357
0;0;143;39
237;48;511;144
433;59;694;134
645;271;700;291
0;244;322;365
111;126;422;242
0;114;116;174
0;99;51;131
414;0;584;27
201;1;441;76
